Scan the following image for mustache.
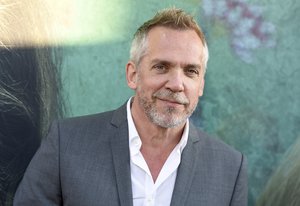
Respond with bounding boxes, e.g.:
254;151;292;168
153;90;189;105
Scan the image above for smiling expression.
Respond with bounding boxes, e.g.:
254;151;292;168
127;26;205;128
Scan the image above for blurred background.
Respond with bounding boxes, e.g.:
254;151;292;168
1;0;299;205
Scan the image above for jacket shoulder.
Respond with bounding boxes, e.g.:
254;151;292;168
190;123;244;163
55;103;127;133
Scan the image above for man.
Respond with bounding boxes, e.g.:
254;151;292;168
14;8;247;206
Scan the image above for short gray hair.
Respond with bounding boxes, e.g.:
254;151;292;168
130;8;209;70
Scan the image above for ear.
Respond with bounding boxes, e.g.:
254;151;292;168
126;61;138;90
198;78;205;97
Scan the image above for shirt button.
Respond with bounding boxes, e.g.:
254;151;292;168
146;197;154;206
133;139;140;147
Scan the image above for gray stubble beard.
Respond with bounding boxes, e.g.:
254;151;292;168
136;88;198;128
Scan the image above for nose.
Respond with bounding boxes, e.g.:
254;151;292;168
165;70;184;92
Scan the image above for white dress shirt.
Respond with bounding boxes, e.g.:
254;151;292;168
126;98;189;206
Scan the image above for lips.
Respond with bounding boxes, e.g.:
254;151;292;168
158;97;184;105
153;90;189;105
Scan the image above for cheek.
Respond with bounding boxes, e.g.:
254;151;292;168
189;93;200;104
139;78;163;92
136;82;153;98
193;80;204;97
186;86;202;104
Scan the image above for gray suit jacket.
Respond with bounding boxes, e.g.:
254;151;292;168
14;103;247;206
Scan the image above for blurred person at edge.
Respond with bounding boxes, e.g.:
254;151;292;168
14;7;247;206
256;137;300;206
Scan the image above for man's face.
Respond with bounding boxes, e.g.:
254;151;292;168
127;26;205;128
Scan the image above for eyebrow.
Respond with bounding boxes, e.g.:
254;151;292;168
150;59;174;67
151;58;202;70
184;64;202;70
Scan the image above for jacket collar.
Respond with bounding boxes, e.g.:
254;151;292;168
110;103;133;206
170;122;201;206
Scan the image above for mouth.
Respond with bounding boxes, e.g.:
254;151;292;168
153;90;189;106
157;97;185;106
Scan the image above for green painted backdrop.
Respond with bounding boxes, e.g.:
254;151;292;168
60;0;300;205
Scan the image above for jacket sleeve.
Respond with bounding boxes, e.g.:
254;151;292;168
230;154;248;206
13;121;62;205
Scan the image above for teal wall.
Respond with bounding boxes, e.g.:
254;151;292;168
60;0;300;205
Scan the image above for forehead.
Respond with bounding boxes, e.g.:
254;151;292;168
145;26;204;64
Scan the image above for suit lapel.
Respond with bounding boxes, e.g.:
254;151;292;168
170;123;200;206
110;104;133;206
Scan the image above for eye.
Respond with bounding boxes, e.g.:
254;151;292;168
185;67;199;77
153;64;167;72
